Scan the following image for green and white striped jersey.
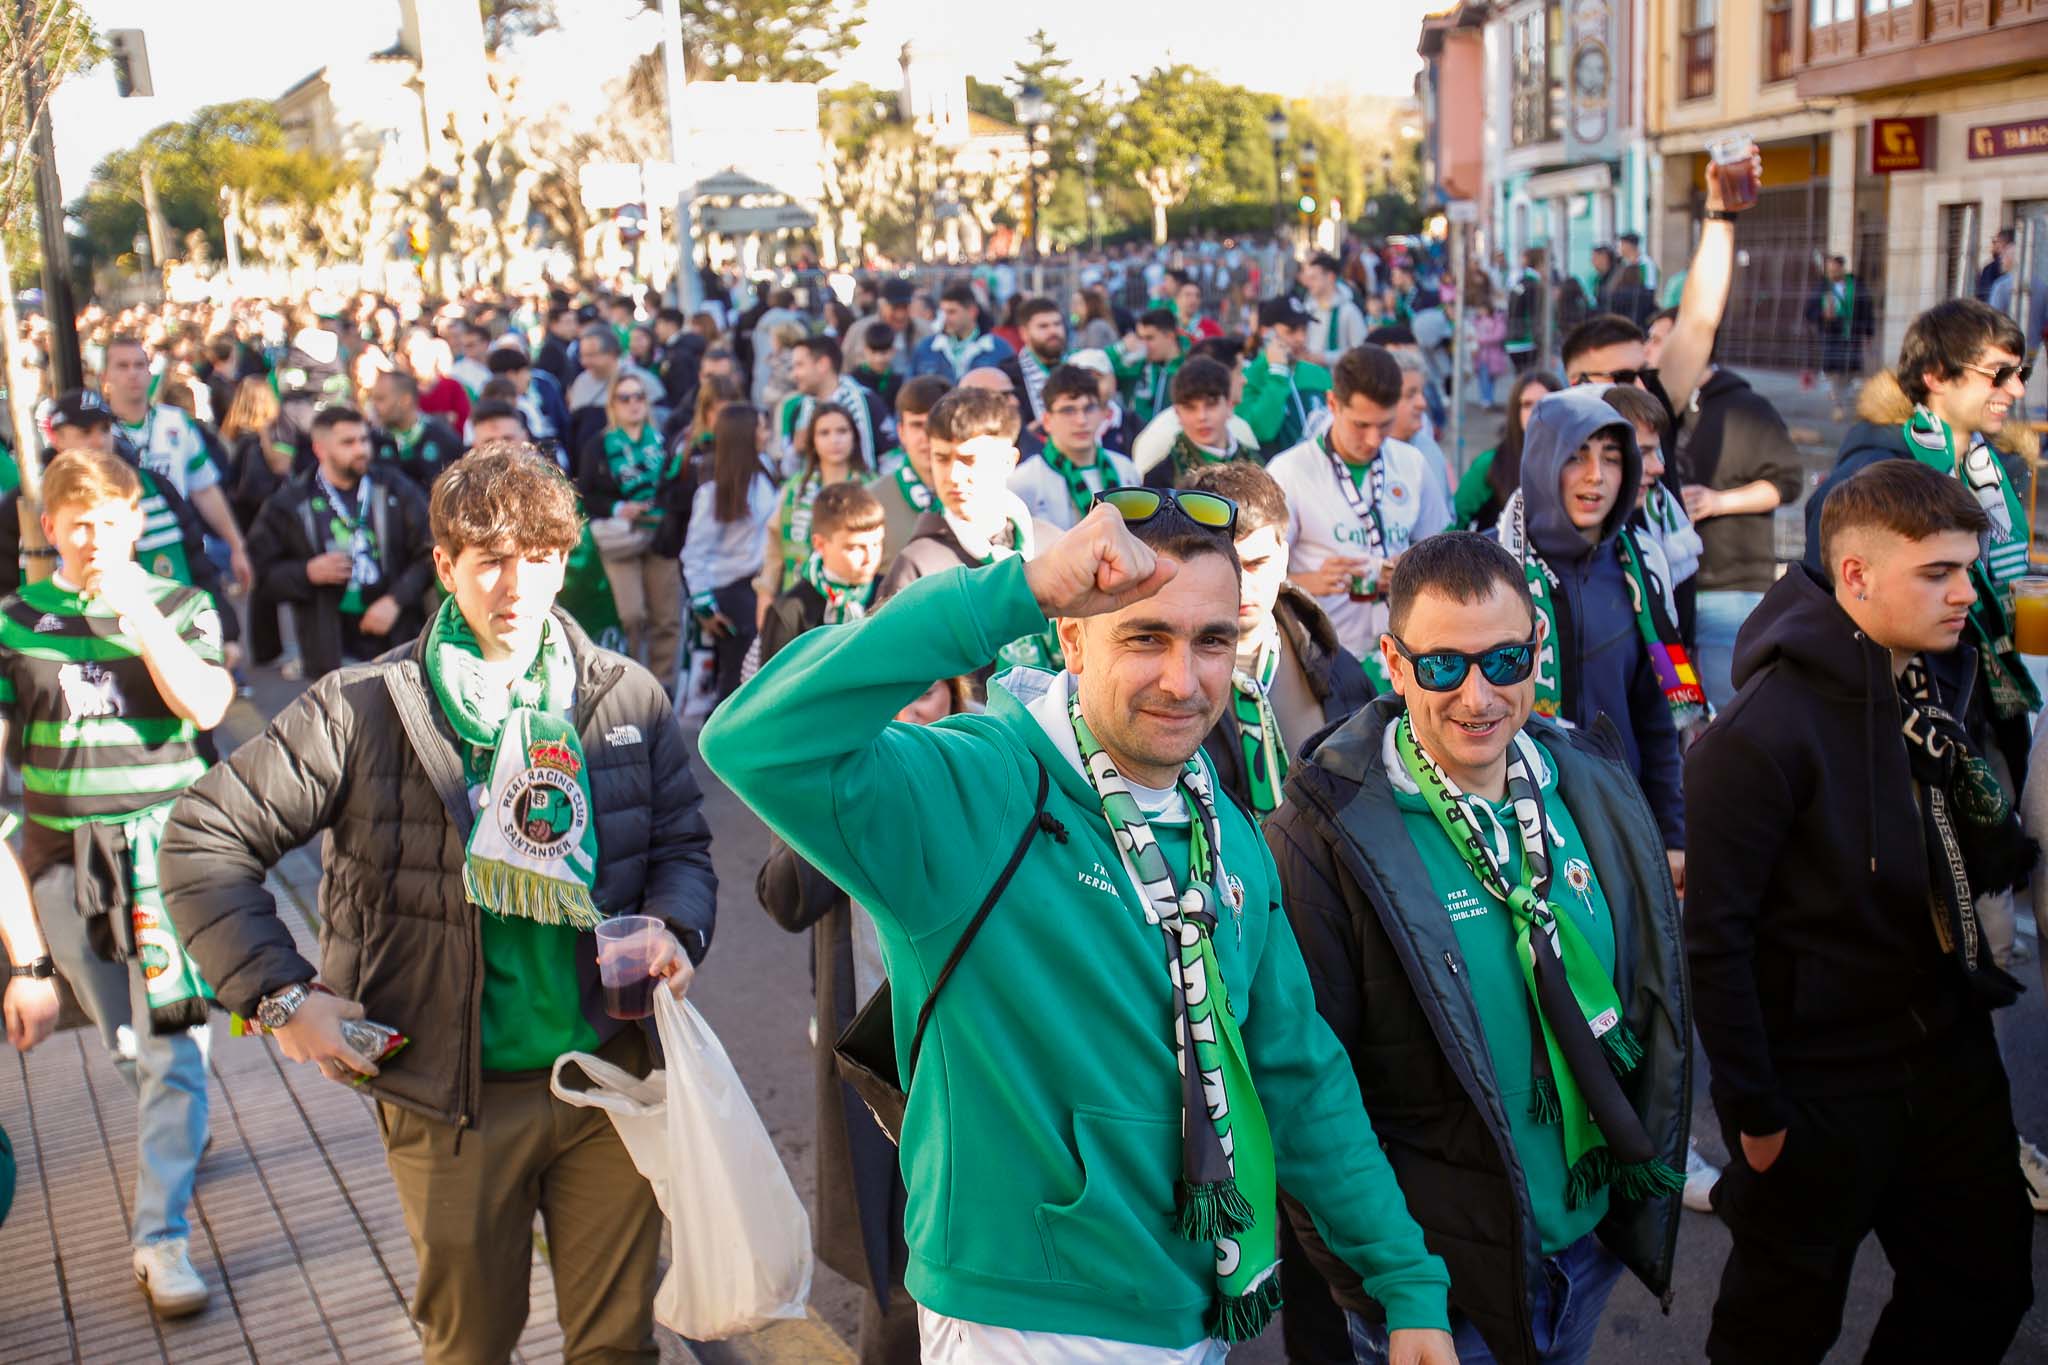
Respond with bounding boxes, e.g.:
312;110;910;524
0;573;221;848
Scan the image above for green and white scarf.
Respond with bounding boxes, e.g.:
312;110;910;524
1041;441;1109;521
1069;693;1281;1342
1169;431;1239;484
895;461;935;514
422;597;601;928
800;552;875;624
1903;407;2041;719
603;424;667;514
315;473;380;615
126;804;216;1032
1233;638;1288;818
1396;716;1682;1208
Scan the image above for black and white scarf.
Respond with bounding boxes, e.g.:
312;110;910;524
1897;657;2031;1006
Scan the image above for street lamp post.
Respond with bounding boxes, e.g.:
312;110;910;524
1015;83;1048;271
1077;134;1100;255
1265;109;1289;234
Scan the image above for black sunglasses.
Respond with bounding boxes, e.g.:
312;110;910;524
1574;368;1649;388
1093;487;1239;534
1962;360;2035;389
1389;636;1538;692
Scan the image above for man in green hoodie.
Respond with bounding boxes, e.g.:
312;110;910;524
702;494;1453;1363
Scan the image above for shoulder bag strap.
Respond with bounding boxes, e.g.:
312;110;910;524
384;660;476;842
906;758;1060;1073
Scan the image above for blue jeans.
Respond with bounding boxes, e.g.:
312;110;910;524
1346;1232;1625;1365
33;863;211;1247
1694;589;1766;713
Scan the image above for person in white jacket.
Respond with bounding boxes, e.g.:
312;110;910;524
1007;364;1138;531
1267;344;1451;661
683;403;779;701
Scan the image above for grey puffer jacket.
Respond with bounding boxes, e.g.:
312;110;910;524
160;609;717;1126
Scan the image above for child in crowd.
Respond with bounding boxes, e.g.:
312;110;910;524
755;481;888;670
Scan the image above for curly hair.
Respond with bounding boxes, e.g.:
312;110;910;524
429;442;583;556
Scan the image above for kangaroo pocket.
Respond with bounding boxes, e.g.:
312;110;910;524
1035;1106;1209;1309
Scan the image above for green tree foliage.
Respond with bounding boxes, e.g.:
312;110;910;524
70;100;350;270
641;0;865;82
479;0;559;53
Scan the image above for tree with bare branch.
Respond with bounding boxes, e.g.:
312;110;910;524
0;0;95;584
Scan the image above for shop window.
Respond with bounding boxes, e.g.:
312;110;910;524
1682;0;1717;100
1764;0;1794;82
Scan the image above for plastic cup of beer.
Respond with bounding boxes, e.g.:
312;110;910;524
595;915;664;1020
1707;133;1758;212
2014;577;2048;656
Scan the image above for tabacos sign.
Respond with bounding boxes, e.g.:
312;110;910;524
1870;117;1932;175
1969;118;2048;162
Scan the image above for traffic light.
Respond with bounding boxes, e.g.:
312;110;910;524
1297;159;1320;218
1298;194;1317;215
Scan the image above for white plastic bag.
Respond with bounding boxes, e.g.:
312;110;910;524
550;992;813;1339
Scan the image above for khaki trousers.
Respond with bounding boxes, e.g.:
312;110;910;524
377;1030;662;1365
604;551;685;692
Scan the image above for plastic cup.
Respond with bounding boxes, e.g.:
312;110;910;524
1707;133;1757;212
595;914;664;1020
2014;577;2048;656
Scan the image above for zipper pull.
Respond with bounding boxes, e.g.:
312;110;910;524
1443;949;1459;976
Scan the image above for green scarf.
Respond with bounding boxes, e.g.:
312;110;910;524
314;474;380;616
1069;692;1281;1341
557;521;629;654
1233;639;1287;818
1902;407;2041;719
894;461;935;513
1169;432;1237;483
799;552;875;624
422;597;601;928
1041;441;1108;521
127;802;216;1032
603;424;667;516
1396;716;1682;1207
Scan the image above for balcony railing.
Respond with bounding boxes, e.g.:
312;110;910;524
1683;28;1717;100
1796;0;2048;97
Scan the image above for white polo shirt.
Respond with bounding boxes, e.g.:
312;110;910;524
1266;434;1451;657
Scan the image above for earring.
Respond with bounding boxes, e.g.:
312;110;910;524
1856;592;1868;601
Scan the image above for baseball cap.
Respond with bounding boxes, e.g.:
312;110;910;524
1257;297;1311;330
42;388;113;432
880;279;917;307
1066;348;1114;378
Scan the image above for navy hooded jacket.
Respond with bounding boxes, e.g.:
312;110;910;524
1510;387;1686;847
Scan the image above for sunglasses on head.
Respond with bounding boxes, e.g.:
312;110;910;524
1961;360;2034;389
1389;636;1538;692
616;389;647;401
1093;487;1239;535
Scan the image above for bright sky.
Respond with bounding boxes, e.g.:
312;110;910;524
55;0;1436;196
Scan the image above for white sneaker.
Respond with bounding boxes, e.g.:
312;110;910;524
2020;1138;2048;1214
1683;1138;1722;1213
134;1237;210;1318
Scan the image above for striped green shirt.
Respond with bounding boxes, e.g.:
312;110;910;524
0;574;222;841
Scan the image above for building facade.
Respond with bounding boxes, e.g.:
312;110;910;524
1646;0;2048;371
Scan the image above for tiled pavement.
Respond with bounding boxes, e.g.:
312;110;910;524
0;869;593;1365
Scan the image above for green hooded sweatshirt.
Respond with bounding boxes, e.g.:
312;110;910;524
700;557;1449;1350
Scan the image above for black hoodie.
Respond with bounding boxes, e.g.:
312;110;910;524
1683;565;1981;1139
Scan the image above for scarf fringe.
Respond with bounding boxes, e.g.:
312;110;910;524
1599;1022;1646;1074
1210;1265;1283;1343
1528;1077;1562;1125
1175;1177;1256;1241
148;996;212;1036
1564;1147;1687;1209
464;859;605;930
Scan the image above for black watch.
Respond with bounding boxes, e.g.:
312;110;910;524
1705;208;1739;223
9;956;55;980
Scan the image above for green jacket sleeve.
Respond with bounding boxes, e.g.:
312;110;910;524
1453;448;1498;529
1242;841;1452;1334
1236;356;1289;445
699;558;1048;939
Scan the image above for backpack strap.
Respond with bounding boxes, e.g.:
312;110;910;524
906;758;1062;1075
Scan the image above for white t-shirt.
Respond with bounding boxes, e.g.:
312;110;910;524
1008;447;1140;531
918;1307;1227;1364
1267;434;1451;657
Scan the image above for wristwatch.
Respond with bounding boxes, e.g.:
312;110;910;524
1705;209;1739;223
8;956;54;980
256;981;314;1032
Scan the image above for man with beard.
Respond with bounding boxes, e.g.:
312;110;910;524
996;296;1070;432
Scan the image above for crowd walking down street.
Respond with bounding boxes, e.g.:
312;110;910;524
10;103;2048;1365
